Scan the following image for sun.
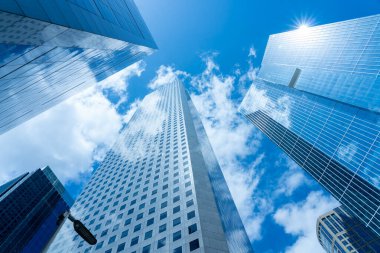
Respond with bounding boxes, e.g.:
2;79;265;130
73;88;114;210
298;24;309;31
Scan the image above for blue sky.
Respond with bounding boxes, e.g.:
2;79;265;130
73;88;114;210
0;0;379;252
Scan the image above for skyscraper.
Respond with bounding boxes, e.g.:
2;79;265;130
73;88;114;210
0;166;73;253
48;80;253;253
240;14;380;237
0;0;156;135
317;206;380;253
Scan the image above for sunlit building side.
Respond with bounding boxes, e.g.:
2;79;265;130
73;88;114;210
240;14;380;238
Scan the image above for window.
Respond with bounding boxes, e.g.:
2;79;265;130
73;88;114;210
173;217;181;227
159;224;167;233
113;224;119;231
189;239;200;251
117;243;125;252
137;213;143;220
160;212;167;220
157;238;166;249
186;199;194;207
173;195;180;203
145;230;153;240
188;224;197;234
149;207;155;214
134;224;141;232
173;246;182;253
173;206;180;214
173;230;181;241
147;218;154;226
95;241;103;250
101;229;108;237
130;236;139;246
108;235;116;244
187;210;195;220
125;218;131;226
121;229;129;238
186;190;192;197
142;245;151;253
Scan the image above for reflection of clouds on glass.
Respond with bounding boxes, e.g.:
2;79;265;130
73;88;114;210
240;83;292;128
0;10;154;134
337;142;358;163
114;91;167;161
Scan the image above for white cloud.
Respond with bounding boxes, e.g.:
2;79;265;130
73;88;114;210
240;84;292;128
0;87;123;185
184;54;270;240
248;46;257;58
148;65;189;90
99;60;146;94
0;57;148;186
276;156;311;196
122;99;142;124
274;191;339;253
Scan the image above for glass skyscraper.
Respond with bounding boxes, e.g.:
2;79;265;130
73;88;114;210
240;14;380;237
317;206;380;253
0;0;156;135
48;80;253;253
0;166;73;253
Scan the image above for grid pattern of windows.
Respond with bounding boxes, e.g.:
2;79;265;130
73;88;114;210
317;206;380;253
49;81;203;253
259;14;380;112
240;78;380;236
0;0;156;135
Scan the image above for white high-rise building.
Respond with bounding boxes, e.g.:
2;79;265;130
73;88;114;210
48;80;253;253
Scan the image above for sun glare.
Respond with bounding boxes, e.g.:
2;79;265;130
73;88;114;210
298;24;309;31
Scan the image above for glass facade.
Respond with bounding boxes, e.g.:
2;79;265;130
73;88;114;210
48;80;253;253
0;166;73;253
317;206;380;253
240;79;380;236
239;14;380;238
0;0;156;134
259;14;380;112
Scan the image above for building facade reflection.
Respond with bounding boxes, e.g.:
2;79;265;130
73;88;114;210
0;0;156;134
240;14;380;239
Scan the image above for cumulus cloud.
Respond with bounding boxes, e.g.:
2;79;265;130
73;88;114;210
148;65;189;90
187;54;268;240
99;60;146;94
274;191;339;253
0;87;122;185
237;47;259;96
99;60;146;108
275;156;311;196
248;46;257;58
0;57;148;186
122;99;142;124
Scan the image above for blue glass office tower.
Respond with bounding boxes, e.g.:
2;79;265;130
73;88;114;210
317;206;380;253
0;0;156;135
0;166;73;253
48;80;253;253
240;14;380;237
